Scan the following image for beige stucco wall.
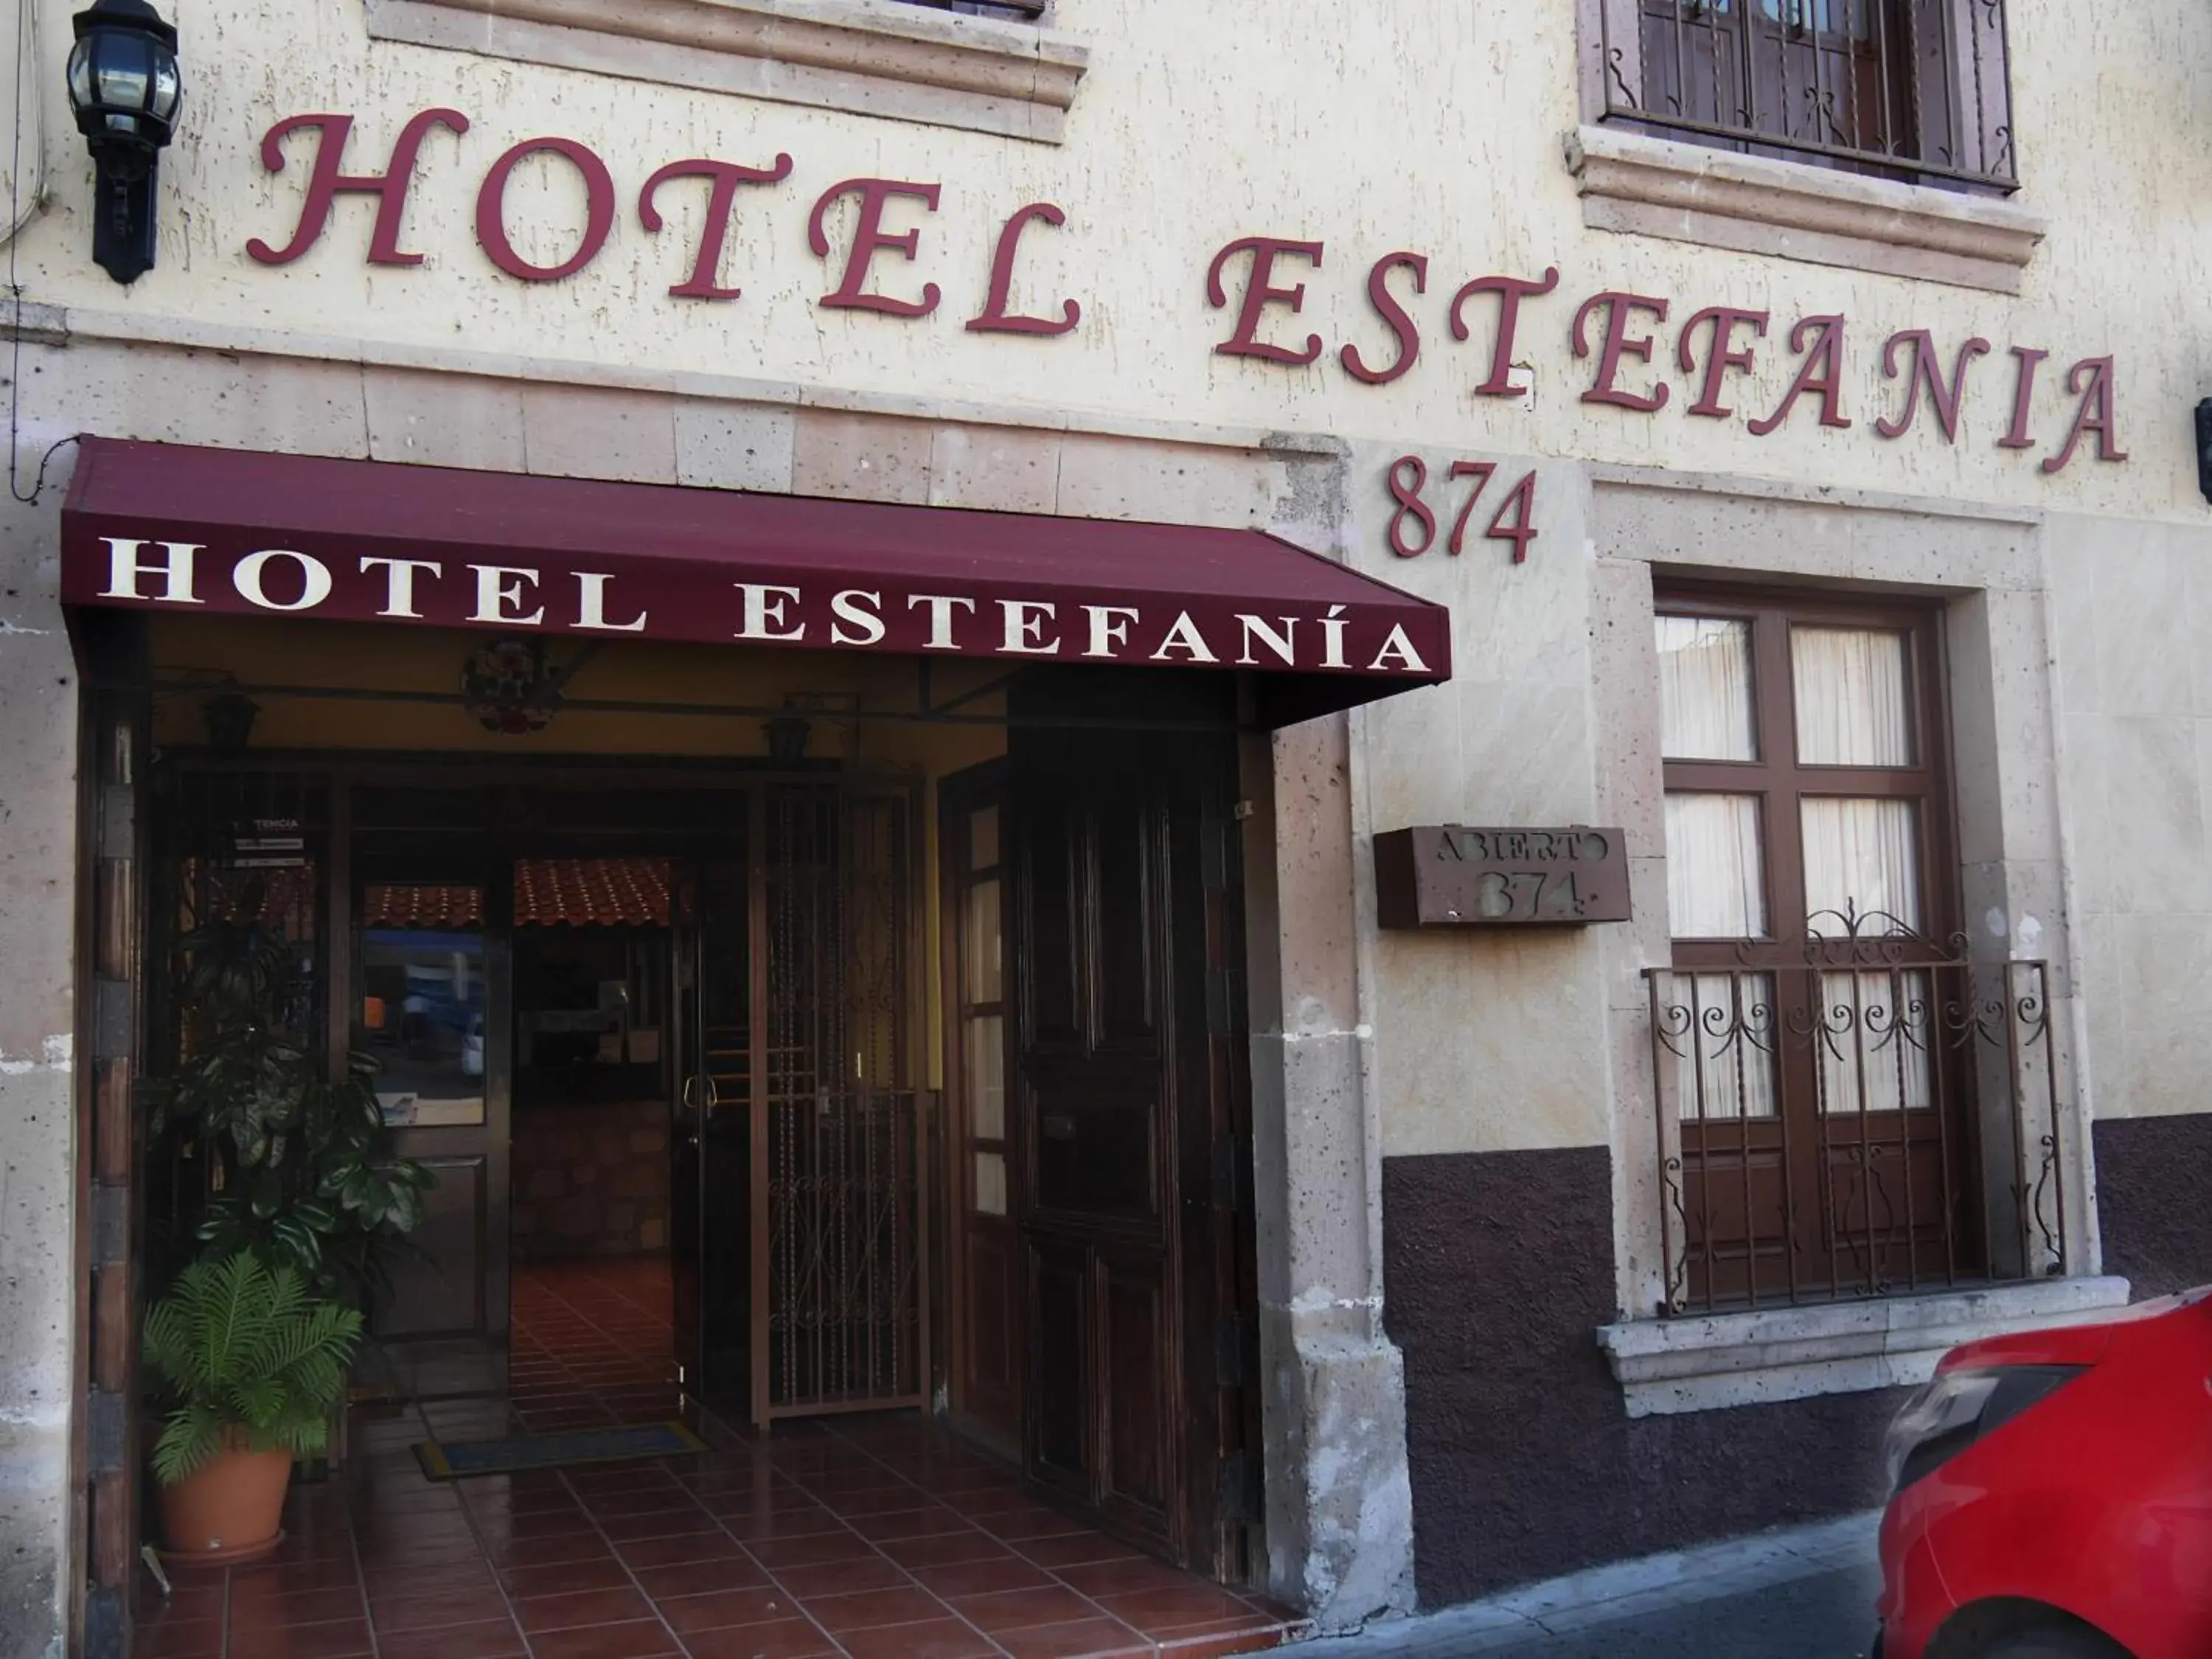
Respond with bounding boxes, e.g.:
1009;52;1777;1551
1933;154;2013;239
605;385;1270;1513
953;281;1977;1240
2;0;2202;1169
8;0;2212;1645
7;1;2202;515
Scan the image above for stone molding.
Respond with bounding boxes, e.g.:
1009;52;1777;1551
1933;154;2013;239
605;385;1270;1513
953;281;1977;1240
364;0;1090;144
1565;124;2048;295
1597;1276;2132;1418
36;300;1343;461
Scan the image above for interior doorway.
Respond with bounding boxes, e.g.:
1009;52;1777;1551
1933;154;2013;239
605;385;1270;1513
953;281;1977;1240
139;675;1264;1592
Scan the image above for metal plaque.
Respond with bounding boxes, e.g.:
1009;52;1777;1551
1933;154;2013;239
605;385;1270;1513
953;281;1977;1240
1373;825;1632;928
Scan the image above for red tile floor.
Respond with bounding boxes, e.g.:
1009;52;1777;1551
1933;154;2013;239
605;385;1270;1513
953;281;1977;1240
136;1257;1309;1659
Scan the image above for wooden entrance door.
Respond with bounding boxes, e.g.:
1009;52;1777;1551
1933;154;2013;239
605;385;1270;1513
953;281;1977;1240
1007;678;1259;1573
945;769;1020;1453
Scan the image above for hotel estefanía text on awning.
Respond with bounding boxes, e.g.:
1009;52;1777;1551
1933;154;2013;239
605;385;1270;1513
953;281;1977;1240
60;439;1452;723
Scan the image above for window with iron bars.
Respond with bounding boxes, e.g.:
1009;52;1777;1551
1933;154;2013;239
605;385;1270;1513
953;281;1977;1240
1646;591;2070;1316
1590;0;2017;189
892;0;1048;20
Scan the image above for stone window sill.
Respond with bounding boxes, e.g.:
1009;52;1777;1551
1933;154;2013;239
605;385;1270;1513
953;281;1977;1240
364;0;1091;144
1596;1276;2132;1418
1565;123;2047;295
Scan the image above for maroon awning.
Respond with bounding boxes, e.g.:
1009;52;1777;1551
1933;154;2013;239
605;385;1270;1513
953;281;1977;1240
60;439;1450;726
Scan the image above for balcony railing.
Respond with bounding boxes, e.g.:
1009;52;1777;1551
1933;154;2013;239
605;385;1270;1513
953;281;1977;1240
1644;911;2068;1316
1593;0;2018;189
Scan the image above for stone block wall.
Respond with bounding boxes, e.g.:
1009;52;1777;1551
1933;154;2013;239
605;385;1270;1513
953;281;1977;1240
512;1101;671;1259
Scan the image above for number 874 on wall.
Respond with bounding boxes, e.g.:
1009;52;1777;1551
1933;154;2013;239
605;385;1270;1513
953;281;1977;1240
1382;453;1539;563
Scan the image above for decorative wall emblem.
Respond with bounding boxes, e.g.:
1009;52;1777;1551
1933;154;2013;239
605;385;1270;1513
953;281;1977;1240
460;636;554;734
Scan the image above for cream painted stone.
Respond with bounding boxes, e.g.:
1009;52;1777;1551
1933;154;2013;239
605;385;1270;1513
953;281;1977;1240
365;367;529;472
365;0;1091;145
522;383;679;484
1587;557;1665;841
35;344;368;459
1594;483;1857;582
2092;525;2194;720
2073;911;2122;1119
674;399;798;493
1356;679;1593;835
1598;1277;2132;1416
1453;678;1598;822
1947;587;2063;870
24;0;2212;1635
2101;717;2212;917
1607;997;1670;1312
1847;506;2037;594
928;423;1060;514
2060;712;2115;920
2181;526;2212;720
1566;125;2046;295
1608;856;1671;1008
1267;451;1354;560
1054;432;1277;528
791;407;934;504
1337;447;1590;688
1376;928;1610;1158
0;1;44;249
1267;721;1362;1027
2048;535;2104;717
2112;913;2212;1120
0;481;79;1659
1245;716;1416;1622
0;1;2189;526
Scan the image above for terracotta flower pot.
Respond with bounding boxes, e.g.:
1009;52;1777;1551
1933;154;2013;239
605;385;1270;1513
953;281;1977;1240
157;1436;292;1568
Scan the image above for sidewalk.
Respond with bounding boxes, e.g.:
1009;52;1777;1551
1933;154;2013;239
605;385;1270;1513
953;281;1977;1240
1293;1512;1882;1657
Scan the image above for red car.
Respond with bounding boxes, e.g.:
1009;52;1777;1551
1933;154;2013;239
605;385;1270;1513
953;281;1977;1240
1877;1286;2212;1658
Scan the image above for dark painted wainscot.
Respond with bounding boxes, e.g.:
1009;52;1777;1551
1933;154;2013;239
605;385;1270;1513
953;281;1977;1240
1382;1148;1902;1606
2095;1112;2212;1301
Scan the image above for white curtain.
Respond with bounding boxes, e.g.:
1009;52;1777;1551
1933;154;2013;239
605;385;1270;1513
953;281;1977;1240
1801;793;1932;1114
964;1013;1005;1140
1792;627;1911;767
1658;616;1757;761
1801;796;1920;929
1666;793;1767;939
1674;971;1778;1121
1817;969;1935;1116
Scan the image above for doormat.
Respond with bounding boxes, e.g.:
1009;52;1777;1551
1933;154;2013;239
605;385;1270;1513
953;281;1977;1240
414;1421;710;1481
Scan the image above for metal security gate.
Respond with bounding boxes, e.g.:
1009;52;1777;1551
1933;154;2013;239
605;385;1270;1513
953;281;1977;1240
748;787;926;1422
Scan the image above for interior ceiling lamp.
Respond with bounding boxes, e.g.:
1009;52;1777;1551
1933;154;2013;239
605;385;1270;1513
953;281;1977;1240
66;0;182;285
764;710;813;763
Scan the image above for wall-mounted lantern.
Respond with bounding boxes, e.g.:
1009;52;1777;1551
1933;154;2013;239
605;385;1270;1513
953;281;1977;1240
201;692;259;755
65;0;182;285
764;712;814;764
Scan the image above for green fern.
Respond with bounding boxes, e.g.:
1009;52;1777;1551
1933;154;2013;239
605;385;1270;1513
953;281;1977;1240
142;1253;363;1487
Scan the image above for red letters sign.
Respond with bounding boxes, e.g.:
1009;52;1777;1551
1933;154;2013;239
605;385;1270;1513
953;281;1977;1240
237;109;2129;481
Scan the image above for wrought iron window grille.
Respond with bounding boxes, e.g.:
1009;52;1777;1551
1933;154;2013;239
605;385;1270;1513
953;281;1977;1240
892;0;1048;20
1644;902;2069;1318
1593;0;2018;189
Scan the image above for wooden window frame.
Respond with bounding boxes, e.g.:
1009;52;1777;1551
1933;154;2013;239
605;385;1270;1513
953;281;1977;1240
1656;585;1983;1306
939;762;1022;1450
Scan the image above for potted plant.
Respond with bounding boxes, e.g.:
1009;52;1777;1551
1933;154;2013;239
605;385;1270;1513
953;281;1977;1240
144;1251;363;1565
153;889;433;1312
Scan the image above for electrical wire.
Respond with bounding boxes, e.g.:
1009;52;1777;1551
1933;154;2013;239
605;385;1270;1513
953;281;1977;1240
4;0;70;505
